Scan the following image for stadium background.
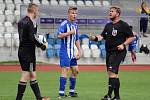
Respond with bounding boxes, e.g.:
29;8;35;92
0;0;150;100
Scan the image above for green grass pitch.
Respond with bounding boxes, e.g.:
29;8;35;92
0;71;150;100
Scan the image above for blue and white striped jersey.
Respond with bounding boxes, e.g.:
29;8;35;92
58;19;79;59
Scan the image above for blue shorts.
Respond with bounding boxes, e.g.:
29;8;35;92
128;44;136;51
60;57;77;67
59;49;78;67
128;38;137;51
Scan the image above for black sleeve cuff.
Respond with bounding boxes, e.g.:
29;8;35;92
94;36;98;41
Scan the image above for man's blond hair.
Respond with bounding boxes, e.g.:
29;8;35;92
27;3;38;13
68;6;77;13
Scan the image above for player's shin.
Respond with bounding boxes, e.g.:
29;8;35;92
16;81;27;100
107;78;114;97
30;80;42;100
59;77;67;96
69;77;76;96
114;78;120;98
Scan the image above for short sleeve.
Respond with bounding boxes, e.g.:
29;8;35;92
123;22;134;38
100;24;108;39
57;21;67;35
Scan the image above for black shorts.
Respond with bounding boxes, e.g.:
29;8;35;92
106;50;127;74
18;49;36;72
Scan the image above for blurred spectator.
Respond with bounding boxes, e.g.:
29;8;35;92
100;0;103;6
139;1;150;37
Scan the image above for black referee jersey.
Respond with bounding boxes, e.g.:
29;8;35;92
101;20;134;52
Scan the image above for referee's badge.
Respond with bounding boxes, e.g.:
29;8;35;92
112;28;117;36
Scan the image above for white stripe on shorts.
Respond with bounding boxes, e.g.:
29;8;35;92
30;63;33;72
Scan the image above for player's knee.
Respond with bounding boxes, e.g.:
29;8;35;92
61;67;69;76
61;70;68;77
21;73;30;81
108;71;118;78
72;70;79;77
30;74;36;80
61;73;68;77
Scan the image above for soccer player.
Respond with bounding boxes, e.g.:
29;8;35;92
89;6;134;100
128;26;138;63
16;3;49;100
57;6;81;98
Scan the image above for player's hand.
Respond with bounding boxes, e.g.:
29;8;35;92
117;44;125;50
131;51;136;63
76;51;81;60
68;29;75;35
89;35;96;41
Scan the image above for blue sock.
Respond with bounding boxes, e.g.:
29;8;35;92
69;77;76;96
59;77;67;96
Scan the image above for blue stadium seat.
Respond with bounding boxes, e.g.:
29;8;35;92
46;33;55;46
46;44;54;58
46;33;53;39
89;40;98;47
54;33;58;39
98;40;105;45
55;38;61;45
47;38;55;46
99;44;106;58
79;34;89;45
79;34;89;40
54;44;60;57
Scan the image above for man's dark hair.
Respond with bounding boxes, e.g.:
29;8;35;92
110;6;121;15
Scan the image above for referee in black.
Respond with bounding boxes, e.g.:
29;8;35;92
16;3;48;100
90;6;134;100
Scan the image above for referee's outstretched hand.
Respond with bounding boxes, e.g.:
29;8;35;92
89;35;96;41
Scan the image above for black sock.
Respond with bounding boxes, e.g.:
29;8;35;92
107;78;115;97
30;80;42;100
114;78;120;98
16;81;27;100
